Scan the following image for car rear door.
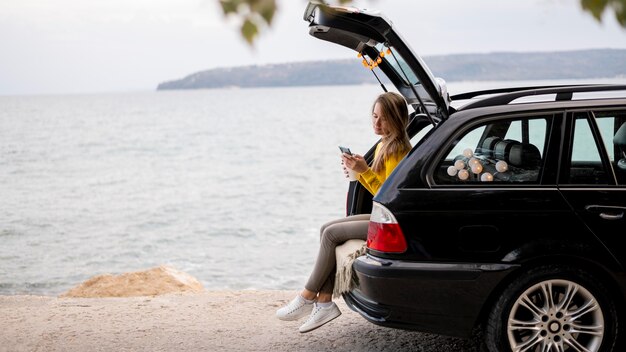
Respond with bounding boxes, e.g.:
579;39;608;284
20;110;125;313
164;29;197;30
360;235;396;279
303;1;449;120
557;109;626;267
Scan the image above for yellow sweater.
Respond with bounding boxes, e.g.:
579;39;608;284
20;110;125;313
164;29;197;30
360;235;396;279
358;142;408;196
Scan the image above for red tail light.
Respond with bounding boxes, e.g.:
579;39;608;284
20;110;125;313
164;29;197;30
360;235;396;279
367;202;407;253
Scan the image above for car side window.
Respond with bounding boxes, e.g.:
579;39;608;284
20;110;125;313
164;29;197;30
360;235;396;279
588;110;626;185
410;123;433;147
434;116;547;184
568;114;610;185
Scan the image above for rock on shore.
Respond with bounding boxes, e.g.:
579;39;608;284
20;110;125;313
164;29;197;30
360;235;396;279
60;265;204;298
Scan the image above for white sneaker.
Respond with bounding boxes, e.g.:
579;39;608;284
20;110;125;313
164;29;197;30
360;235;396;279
298;302;342;333
276;295;314;321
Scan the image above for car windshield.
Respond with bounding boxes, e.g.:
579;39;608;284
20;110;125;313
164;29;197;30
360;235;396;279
375;43;419;86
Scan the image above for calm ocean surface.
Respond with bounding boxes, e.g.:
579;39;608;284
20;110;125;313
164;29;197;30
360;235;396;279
1;79;624;296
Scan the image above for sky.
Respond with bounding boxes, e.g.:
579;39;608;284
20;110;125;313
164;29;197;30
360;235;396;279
0;0;625;96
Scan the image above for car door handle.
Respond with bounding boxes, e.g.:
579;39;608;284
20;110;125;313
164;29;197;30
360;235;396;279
584;205;625;220
599;213;624;220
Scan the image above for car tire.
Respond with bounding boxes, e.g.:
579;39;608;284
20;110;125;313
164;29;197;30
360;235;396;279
484;264;620;352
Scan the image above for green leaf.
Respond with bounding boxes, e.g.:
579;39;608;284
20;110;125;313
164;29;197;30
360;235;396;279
612;0;626;26
241;18;259;45
581;0;626;27
220;0;241;15
246;0;276;25
259;1;277;25
581;0;608;21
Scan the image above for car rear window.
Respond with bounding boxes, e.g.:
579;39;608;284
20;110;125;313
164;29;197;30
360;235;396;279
375;43;419;86
433;116;548;184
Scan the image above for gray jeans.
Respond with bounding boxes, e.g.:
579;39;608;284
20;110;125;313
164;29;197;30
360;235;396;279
304;214;370;295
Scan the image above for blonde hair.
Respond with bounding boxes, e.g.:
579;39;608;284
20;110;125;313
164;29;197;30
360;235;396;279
371;92;411;173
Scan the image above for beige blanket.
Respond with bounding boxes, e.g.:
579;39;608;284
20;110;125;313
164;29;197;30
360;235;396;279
333;239;367;298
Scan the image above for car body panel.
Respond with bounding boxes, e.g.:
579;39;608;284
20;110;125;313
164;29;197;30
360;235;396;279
347;257;518;337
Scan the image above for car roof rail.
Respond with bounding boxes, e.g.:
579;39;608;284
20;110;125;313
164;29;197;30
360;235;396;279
455;84;626;110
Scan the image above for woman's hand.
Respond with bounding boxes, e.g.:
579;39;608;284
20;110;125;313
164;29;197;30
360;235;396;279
341;154;368;174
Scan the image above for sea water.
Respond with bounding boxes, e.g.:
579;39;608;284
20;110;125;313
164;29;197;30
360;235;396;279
1;79;624;296
0;85;384;295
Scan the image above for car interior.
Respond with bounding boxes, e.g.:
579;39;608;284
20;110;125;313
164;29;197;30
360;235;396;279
475;137;542;182
435;117;546;185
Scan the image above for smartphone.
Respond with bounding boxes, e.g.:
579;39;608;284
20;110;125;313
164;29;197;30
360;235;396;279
338;146;352;155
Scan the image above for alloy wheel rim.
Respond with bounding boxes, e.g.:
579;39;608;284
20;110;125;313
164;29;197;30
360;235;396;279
507;279;604;352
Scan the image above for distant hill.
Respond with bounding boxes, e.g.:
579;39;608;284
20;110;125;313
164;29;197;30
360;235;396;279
156;49;626;90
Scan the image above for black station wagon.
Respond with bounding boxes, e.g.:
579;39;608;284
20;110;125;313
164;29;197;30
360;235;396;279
304;2;626;351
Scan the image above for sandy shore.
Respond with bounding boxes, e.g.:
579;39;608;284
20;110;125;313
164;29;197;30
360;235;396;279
0;290;480;352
